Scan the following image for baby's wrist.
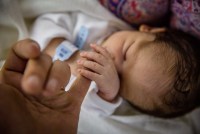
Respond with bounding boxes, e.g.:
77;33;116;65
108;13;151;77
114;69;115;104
65;51;81;75
97;91;118;102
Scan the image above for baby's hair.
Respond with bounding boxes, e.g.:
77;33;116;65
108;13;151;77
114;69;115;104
153;29;200;118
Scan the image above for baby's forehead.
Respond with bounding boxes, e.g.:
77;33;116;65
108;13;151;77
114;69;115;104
140;40;176;63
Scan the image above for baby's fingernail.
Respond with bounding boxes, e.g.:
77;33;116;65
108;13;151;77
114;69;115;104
77;60;81;64
46;79;58;92
80;52;85;56
90;44;96;47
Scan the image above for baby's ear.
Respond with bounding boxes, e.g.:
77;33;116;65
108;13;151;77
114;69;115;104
139;24;152;32
139;24;166;33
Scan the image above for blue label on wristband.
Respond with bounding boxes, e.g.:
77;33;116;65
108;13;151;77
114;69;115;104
74;26;89;49
54;45;72;61
53;40;78;62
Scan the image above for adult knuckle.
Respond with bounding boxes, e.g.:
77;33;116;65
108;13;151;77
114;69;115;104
42;53;52;63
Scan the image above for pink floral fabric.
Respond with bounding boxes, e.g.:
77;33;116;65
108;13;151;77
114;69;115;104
99;0;169;27
170;0;200;39
99;0;200;39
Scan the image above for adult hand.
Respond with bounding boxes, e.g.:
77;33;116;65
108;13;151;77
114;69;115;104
0;39;91;134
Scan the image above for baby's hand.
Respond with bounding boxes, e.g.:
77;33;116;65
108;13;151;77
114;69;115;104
77;44;120;102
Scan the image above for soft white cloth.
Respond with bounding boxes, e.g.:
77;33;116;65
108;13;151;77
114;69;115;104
30;12;128;51
0;0;130;59
0;0;199;134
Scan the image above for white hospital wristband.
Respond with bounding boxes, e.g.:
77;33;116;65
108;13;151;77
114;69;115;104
53;41;78;61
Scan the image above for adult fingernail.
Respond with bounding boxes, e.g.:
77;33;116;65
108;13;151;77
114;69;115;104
30;41;40;56
24;75;41;94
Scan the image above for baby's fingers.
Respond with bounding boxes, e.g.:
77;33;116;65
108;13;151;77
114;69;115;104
80;51;105;66
90;44;111;58
78;68;100;82
77;59;102;74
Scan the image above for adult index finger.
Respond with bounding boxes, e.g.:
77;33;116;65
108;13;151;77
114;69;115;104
3;39;40;73
22;53;52;95
67;75;91;106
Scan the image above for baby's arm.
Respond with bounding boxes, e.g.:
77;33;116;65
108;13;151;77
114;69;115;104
77;44;120;102
30;13;81;72
43;38;81;76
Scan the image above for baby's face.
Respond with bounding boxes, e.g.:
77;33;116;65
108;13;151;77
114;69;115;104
102;30;173;112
